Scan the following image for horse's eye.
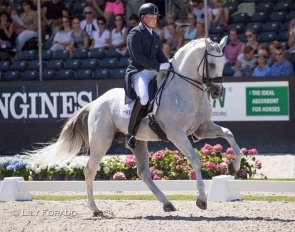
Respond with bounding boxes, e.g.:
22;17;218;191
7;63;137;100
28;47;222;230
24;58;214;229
209;63;215;68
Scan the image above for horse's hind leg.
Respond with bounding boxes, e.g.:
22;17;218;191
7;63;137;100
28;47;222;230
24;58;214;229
133;141;176;212
84;132;114;216
195;120;244;175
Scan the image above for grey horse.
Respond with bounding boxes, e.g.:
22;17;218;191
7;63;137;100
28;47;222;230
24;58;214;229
28;37;243;216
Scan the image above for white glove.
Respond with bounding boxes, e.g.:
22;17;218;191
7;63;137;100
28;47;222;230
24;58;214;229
159;62;170;71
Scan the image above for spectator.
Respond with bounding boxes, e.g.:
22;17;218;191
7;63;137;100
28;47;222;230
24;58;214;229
287;18;295;53
66;17;89;58
183;13;197;44
194;22;205;40
240;28;259;55
171;0;191;21
267;41;281;67
252;49;270;77
224;28;244;64
109;14;127;49
41;0;69;42
49;16;73;52
104;0;124;28
153;18;164;41
125;0;145;27
0;12;15;60
166;23;183;56
0;1;19;19
80;6;99;37
127;14;140;33
86;0;105;19
14;0;38;52
208;0;229;28
269;44;294;76
89;16;110;49
162;11;176;42
191;0;205;23
162;42;172;59
234;46;256;77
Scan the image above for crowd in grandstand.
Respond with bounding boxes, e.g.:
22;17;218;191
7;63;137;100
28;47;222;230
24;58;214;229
0;0;294;80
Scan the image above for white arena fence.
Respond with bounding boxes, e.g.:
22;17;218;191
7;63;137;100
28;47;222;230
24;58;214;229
0;175;294;202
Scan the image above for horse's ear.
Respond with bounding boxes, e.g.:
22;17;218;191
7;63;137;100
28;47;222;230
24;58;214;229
205;37;213;52
219;36;228;50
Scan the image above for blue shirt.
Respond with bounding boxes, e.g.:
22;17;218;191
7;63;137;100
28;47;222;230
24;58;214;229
269;59;294;76
252;65;271;77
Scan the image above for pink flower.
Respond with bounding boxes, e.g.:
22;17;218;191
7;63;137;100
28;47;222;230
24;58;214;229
184;165;189;171
219;163;227;175
153;150;164;161
172;150;179;155
113;172;126;180
213;144;223;152
255;160;262;169
124;155;136;167
153;175;161;180
176;165;182;171
202;143;213;150
248;148;259;155
200;148;211;156
241;148;247;154
161;176;168;180
176;158;184;165
189;170;196;180
226;147;234;155
153;170;163;178
149;166;156;177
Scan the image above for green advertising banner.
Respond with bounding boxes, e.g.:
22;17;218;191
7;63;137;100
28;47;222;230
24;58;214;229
246;87;289;116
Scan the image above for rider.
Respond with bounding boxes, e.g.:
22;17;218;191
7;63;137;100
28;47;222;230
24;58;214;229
124;3;170;149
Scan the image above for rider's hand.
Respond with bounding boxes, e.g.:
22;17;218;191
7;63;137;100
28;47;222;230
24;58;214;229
159;62;170;71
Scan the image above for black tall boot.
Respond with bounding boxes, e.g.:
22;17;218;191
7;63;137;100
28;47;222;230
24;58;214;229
125;99;144;149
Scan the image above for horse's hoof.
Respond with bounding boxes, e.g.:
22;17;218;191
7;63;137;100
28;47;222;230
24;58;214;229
228;162;238;176
163;203;177;212
196;198;207;210
93;210;103;217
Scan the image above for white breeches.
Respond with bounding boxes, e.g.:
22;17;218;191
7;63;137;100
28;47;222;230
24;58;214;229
132;69;158;106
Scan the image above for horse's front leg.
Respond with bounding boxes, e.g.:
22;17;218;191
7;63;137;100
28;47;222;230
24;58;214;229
194;120;244;175
133;140;176;212
168;131;207;210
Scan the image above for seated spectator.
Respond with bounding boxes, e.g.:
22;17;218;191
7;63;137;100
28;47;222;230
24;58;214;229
125;0;144;27
153;18;164;41
234;46;256;77
80;6;99;38
89;16;110;49
41;0;69;42
0;12;15;60
109;14;127;49
0;1;19;20
267;41;281;67
240;28;259;55
224;28;244;64
208;0;229;28
14;0;38;52
288;18;295;53
104;0;124;28
166;23;184;56
162;42;172;59
49;16;73;52
269;44;294;76
191;0;205;23
87;0;105;19
162;11;176;42
252;49;270;77
127;14;140;33
195;22;205;39
66;17;89;58
183;13;197;44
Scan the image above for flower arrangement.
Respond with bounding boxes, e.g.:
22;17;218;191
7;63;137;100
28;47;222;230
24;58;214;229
0;144;265;181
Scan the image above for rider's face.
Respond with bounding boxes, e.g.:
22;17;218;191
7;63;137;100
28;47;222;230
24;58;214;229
143;14;158;28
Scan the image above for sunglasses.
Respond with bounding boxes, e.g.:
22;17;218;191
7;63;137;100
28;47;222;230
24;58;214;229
98;22;105;25
258;56;267;59
85;12;92;14
275;53;283;56
246;34;253;38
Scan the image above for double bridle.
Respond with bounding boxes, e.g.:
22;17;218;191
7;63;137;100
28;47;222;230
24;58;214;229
155;48;225;106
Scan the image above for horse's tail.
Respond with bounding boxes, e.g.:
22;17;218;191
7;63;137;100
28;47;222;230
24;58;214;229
26;102;92;164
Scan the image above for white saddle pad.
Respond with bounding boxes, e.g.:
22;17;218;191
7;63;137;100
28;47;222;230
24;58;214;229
120;99;159;119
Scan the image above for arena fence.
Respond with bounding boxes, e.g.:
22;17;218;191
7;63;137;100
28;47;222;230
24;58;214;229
0;176;294;202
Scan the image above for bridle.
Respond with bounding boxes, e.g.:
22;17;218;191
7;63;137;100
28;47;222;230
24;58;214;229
155;47;225;105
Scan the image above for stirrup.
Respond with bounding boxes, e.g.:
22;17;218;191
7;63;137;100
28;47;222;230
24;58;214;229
125;133;136;149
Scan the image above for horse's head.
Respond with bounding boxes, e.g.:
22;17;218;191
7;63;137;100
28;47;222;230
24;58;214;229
171;37;227;99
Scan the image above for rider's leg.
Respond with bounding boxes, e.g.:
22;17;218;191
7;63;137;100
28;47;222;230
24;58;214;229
125;70;157;149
